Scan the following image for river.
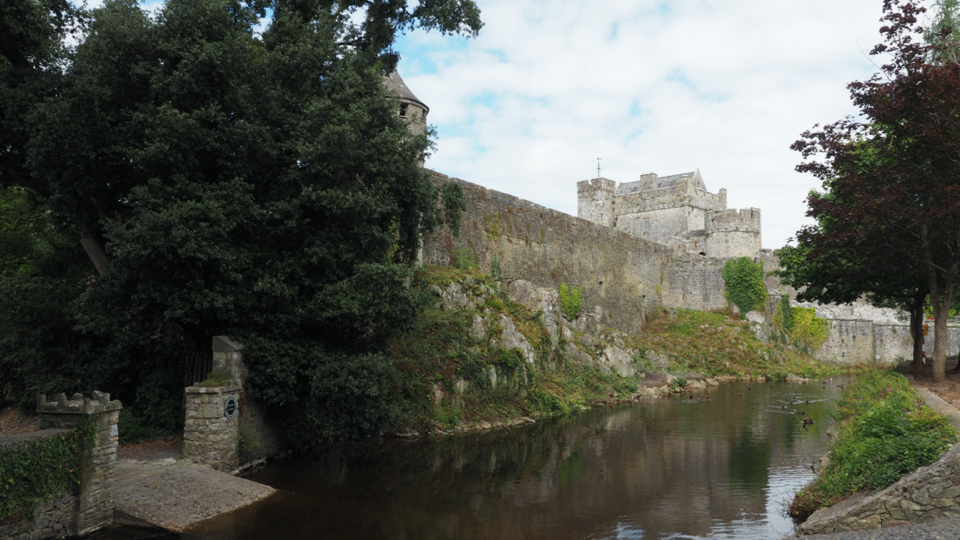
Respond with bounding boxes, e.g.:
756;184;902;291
99;379;845;540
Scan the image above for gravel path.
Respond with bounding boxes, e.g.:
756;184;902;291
794;517;960;539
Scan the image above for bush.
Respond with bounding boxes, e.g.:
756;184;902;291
721;257;767;316
244;337;399;445
789;372;957;521
774;295;828;350
454;246;478;270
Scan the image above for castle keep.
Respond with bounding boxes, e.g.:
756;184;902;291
577;170;761;258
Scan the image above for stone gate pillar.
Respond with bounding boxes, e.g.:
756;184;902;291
36;391;122;536
183;385;241;472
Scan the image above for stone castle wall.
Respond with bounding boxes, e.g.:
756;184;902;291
661;257;728;312
427;172;922;364
423;172;737;334
425;173;682;334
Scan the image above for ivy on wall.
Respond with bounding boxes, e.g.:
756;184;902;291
559;283;583;321
721;257;767;316
774;294;828;351
0;419;94;521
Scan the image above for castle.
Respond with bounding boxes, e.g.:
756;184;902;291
577;171;762;259
385;72;762;260
390;70;917;365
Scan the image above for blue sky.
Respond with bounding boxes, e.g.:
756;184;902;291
393;0;898;248
86;0;904;248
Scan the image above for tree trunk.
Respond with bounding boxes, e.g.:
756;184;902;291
929;277;954;383
79;233;108;275
912;289;926;374
934;295;950;382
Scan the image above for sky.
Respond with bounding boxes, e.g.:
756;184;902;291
393;0;898;249
83;0;904;249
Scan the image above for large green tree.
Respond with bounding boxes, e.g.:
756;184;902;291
0;0;481;443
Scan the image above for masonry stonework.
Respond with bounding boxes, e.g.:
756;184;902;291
183;386;240;472
0;392;121;539
576;170;760;258
798;442;960;535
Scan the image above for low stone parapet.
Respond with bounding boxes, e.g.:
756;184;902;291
798;420;960;535
0;392;121;540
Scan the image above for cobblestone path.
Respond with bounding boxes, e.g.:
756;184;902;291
110;458;275;532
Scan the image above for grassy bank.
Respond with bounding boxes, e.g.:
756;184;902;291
622;308;847;381
390;267;855;435
789;372;958;521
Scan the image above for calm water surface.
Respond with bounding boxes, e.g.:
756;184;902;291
106;379;847;540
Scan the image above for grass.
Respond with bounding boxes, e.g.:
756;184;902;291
624;308;856;380
788;372;958;521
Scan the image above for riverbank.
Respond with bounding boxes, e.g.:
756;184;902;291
390;267;864;438
791;371;960;535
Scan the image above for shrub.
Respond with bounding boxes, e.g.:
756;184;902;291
559;283;583;320
721;257;767;316
774;295;828;350
453;246;478;270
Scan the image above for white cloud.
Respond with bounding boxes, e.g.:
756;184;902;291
397;0;894;248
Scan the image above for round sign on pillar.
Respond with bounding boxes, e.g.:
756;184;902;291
224;395;238;419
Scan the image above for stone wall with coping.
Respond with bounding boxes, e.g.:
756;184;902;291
0;391;121;539
183;386;240;472
798;441;960;535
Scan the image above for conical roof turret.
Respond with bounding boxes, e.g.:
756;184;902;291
384;71;429;113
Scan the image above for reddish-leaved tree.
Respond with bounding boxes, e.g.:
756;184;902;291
793;0;960;382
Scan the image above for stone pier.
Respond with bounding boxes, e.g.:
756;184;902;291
183;385;241;472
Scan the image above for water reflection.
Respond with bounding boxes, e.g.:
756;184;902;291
106;380;846;540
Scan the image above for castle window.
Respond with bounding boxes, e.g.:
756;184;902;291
400;103;409;118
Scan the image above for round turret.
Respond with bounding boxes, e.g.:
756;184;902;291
384;71;429;136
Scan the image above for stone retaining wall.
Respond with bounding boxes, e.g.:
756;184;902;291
798;441;960;535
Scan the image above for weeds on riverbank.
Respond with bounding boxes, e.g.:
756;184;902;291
626;308;847;380
391;268;858;436
788;372;958;521
391;268;632;433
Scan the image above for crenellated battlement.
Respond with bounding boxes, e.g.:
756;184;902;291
575;169;761;258
36;391;122;414
705;208;761;234
577;178;617;227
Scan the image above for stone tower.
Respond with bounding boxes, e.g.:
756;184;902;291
577;178;617;227
704;208;762;258
576;169;761;258
383;71;429;137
